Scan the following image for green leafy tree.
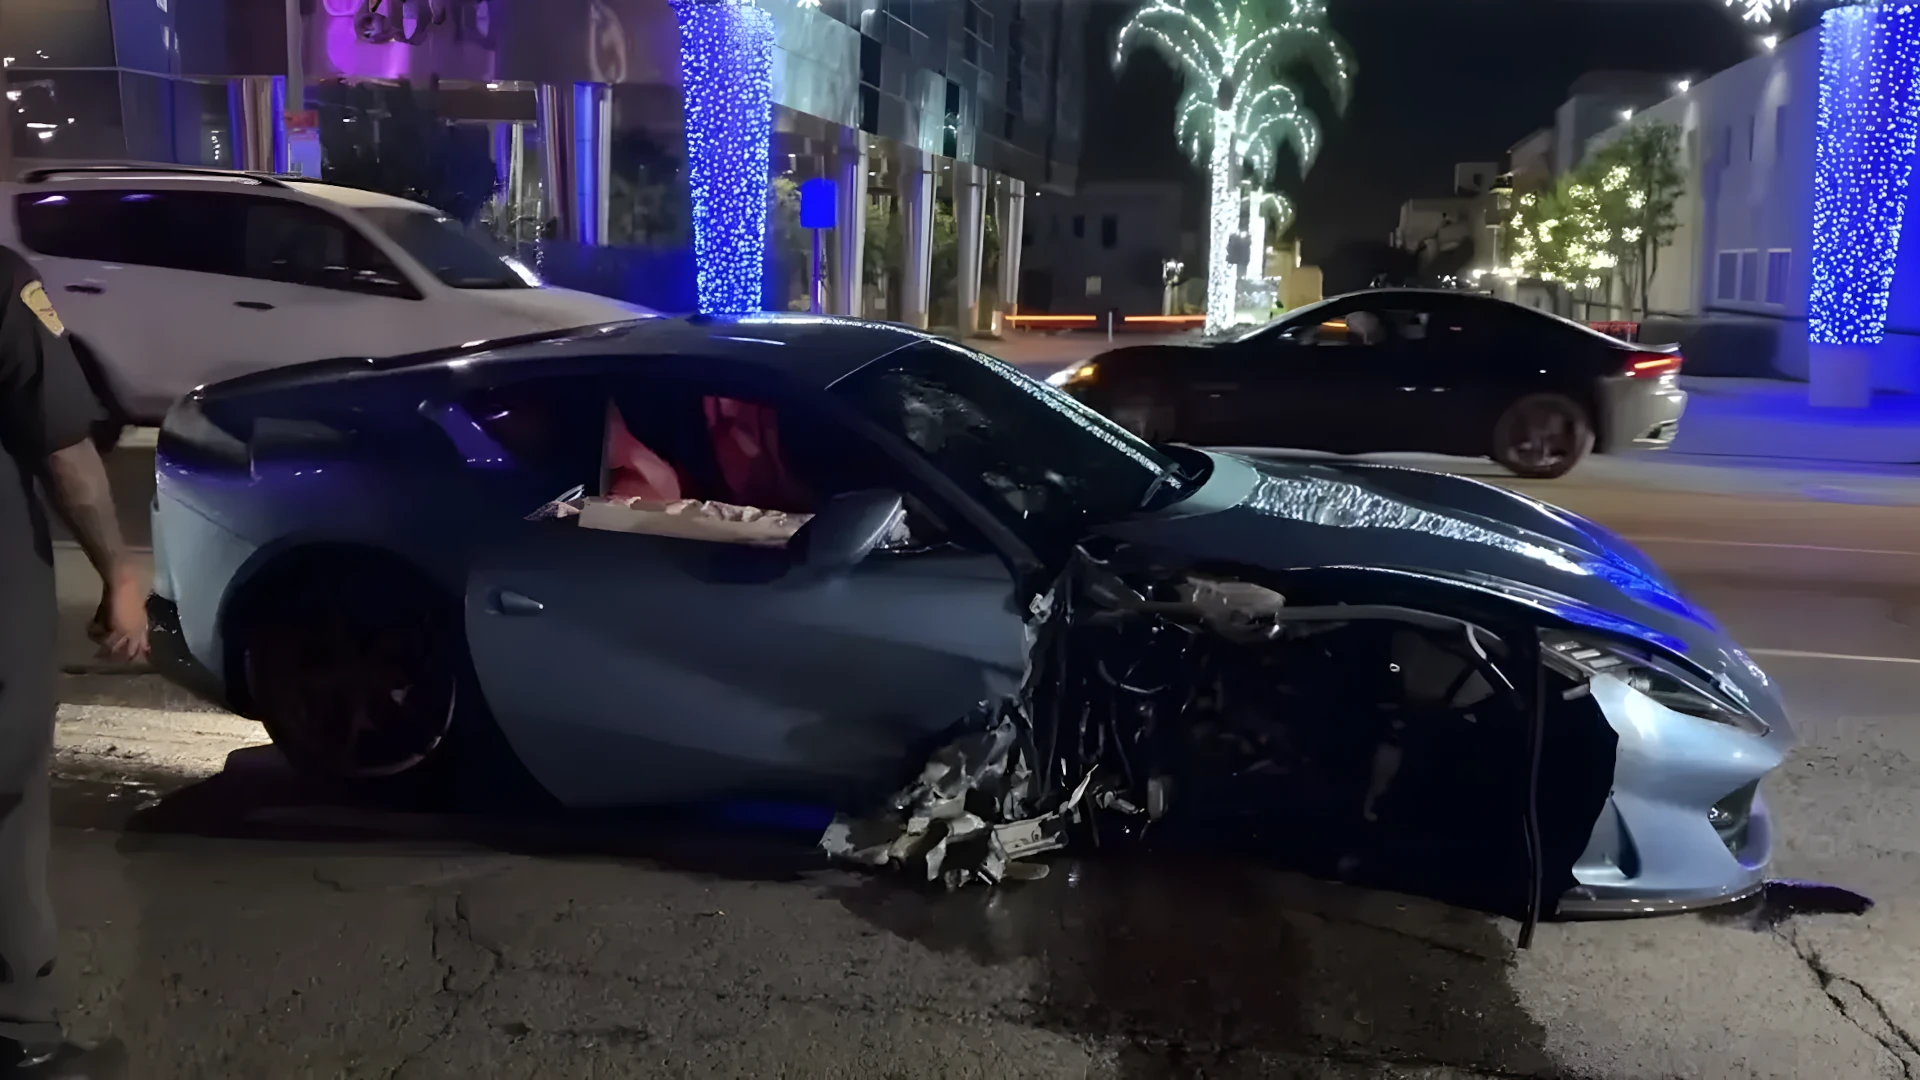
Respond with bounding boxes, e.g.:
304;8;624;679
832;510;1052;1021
1505;176;1616;317
1585;121;1684;320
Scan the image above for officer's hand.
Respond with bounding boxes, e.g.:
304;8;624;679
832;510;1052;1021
89;572;149;663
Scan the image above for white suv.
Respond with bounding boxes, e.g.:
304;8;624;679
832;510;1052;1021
0;165;651;445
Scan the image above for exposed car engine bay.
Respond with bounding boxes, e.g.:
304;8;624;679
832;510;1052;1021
822;546;1620;947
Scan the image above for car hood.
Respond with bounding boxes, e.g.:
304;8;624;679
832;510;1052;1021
1095;451;1787;733
470;285;655;328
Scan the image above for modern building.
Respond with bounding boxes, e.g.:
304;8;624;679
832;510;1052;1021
1575;31;1819;381
1017;180;1188;316
1388;163;1501;279
1;0;1091;326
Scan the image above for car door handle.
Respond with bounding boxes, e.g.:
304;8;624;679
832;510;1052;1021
64;283;103;295
1194;382;1238;392
234;301;275;311
487;589;544;616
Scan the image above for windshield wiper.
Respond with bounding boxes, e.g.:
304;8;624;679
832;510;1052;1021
1137;466;1175;510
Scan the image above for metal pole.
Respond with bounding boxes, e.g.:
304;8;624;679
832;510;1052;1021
810;228;823;314
1107;311;1114;343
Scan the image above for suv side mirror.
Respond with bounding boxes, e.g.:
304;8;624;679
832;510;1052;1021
790;489;906;577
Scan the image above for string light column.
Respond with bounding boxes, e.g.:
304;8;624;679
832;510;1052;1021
674;0;777;315
1807;2;1920;406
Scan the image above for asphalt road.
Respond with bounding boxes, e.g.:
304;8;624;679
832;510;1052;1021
35;441;1920;1079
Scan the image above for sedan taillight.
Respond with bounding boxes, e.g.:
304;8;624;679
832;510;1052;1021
1624;351;1682;378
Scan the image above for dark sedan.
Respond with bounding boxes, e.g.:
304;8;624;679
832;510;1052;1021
1059;289;1686;479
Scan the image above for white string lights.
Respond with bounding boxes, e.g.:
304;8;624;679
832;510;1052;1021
1808;2;1920;346
1115;0;1349;334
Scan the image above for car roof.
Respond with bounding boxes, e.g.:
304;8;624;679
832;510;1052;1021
281;181;439;213
397;314;944;389
10;164;443;215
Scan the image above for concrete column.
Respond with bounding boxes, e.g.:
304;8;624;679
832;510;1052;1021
536;85;576;241
1809;342;1874;408
537;84;611;246
227;76;287;173
899;150;936;330
573;82;611;246
828;133;868;317
992;177;1026;335
953;161;986;335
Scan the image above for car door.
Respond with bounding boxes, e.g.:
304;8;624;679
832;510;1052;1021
455;368;1033;809
1206;304;1405;451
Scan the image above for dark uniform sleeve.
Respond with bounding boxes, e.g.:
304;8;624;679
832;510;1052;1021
0;245;100;464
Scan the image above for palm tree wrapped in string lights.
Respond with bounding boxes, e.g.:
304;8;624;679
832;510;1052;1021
1115;0;1350;332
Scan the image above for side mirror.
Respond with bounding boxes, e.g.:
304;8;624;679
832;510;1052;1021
791;489;906;577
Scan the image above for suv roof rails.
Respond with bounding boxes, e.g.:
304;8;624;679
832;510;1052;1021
16;163;291;188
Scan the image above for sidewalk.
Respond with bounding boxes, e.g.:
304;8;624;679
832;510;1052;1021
1671;376;1920;465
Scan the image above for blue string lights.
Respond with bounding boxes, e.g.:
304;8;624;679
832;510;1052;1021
1809;3;1920;346
675;0;776;315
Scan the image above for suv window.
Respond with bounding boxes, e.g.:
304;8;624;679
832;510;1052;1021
359;207;531;289
16;188;418;299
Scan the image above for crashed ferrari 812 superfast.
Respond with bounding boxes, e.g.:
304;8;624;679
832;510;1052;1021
146;314;1790;931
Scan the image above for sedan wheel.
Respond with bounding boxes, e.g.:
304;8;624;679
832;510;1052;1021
1492;393;1595;480
245;575;459;782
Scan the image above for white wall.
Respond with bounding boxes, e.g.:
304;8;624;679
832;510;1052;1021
1585;31;1819;376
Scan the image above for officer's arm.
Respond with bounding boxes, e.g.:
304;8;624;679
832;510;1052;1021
3;272;133;590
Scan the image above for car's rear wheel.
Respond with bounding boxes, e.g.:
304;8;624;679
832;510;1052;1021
233;551;545;808
1491;393;1594;479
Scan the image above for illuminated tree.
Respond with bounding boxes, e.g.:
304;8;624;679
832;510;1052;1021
1585;121;1684;320
1115;0;1351;333
1505;177;1617;318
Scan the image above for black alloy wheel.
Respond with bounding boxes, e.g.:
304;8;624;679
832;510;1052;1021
1491;393;1595;480
244;568;460;783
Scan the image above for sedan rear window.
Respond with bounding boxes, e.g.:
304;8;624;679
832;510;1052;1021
360;208;534;290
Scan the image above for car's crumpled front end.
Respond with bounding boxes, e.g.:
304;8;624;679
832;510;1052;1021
821;451;1792;940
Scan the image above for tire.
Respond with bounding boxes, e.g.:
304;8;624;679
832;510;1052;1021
232;551;548;809
1491;393;1594;480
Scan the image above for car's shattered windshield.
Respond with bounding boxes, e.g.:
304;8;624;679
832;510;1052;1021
832;339;1186;545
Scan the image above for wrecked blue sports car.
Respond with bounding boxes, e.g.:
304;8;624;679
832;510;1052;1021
146;314;1790;933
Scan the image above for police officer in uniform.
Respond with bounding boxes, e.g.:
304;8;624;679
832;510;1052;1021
0;245;140;1077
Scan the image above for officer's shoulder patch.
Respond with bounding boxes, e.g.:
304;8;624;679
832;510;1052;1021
20;280;64;337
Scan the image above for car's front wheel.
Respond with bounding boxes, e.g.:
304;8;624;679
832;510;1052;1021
232;550;544;808
1491;393;1594;479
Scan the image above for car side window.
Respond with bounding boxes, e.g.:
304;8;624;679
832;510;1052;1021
241;199;417;299
1282;308;1391;347
15;187;416;298
457;370;977;552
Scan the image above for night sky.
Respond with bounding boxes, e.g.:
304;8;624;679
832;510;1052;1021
1078;0;1781;263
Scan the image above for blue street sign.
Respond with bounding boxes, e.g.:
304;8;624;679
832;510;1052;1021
800;177;836;230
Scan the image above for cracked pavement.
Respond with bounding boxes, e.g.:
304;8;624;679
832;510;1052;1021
34;449;1920;1077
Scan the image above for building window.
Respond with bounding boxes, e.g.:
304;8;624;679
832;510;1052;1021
1765;249;1792;305
1085;275;1102;297
1722;124;1734;163
1100;214;1117;248
1774;104;1789;162
1738;250;1760;302
1071;214;1084;239
1747;115;1757;162
1716;251;1740;301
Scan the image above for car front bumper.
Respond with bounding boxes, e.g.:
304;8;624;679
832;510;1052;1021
1557;673;1786;917
147;594;233;712
1601;374;1687;450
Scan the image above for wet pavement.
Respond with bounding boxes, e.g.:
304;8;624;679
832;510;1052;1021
35;443;1920;1078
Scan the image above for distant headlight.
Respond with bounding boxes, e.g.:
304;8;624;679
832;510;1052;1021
1047;362;1096;388
1544;633;1770;736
